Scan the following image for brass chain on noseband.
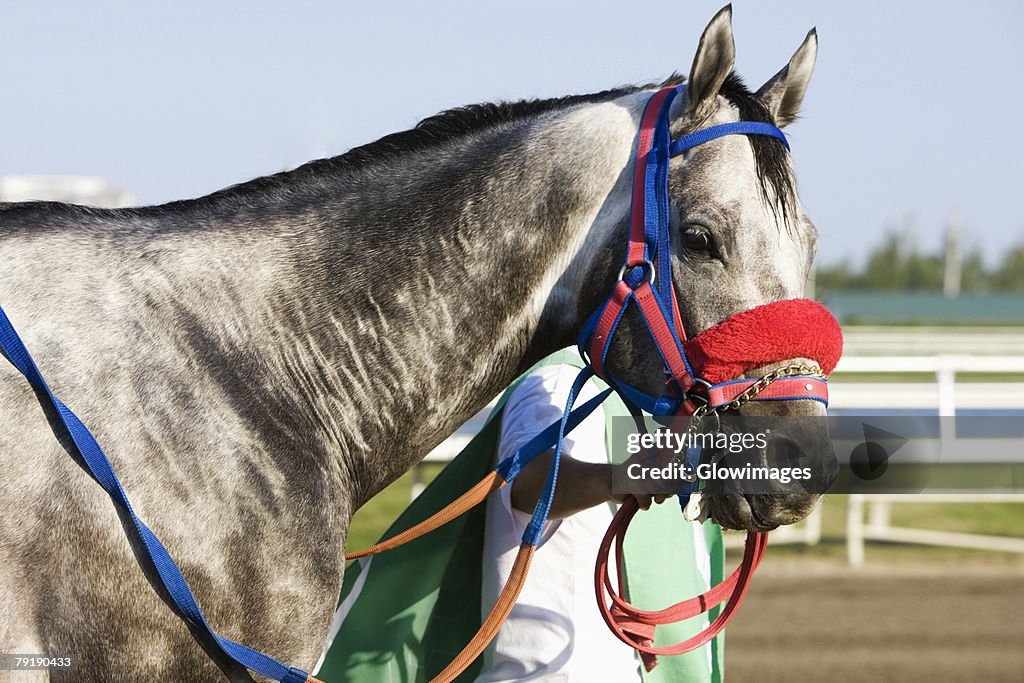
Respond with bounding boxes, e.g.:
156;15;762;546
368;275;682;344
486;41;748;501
676;362;826;486
691;362;826;423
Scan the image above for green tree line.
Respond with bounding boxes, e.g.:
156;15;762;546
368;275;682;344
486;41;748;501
814;231;1024;295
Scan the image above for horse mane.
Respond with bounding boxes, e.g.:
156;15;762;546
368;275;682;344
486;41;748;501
190;72;792;217
183;83;653;209
327;85;655;170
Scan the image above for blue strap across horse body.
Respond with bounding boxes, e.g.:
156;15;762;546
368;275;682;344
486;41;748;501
0;302;607;681
0;307;314;683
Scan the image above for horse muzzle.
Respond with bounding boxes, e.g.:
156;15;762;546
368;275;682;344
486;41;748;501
702;403;839;531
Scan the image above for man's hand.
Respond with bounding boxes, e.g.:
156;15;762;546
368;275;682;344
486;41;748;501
611;489;673;512
610;441;680;511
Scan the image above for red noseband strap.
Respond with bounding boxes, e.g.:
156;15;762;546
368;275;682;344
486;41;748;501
684;298;843;384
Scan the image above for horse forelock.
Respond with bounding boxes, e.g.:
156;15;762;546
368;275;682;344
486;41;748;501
718;73;798;225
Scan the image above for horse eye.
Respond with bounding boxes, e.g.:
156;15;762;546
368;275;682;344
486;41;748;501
683;230;711;252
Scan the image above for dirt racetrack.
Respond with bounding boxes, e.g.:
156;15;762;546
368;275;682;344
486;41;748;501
725;564;1024;682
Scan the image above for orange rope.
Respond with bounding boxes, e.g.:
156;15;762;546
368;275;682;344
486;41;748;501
346;471;506;560
428;543;536;683
307;543;533;683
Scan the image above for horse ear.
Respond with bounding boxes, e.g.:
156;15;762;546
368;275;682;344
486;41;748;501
756;28;818;127
686;5;736;123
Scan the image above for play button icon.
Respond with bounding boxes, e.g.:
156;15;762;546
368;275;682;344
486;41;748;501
850;423;908;480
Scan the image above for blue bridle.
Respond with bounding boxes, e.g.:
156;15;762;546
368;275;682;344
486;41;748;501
577;83;806;419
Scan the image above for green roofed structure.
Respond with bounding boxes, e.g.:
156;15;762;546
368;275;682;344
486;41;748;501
821;292;1024;326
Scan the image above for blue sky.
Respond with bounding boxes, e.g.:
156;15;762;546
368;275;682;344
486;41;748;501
2;1;1021;267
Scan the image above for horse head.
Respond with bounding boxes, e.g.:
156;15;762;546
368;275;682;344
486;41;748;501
577;7;838;531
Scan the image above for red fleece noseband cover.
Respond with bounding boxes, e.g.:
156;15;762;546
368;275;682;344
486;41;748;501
682;299;843;384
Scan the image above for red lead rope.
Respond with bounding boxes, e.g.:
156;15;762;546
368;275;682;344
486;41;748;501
595;497;768;672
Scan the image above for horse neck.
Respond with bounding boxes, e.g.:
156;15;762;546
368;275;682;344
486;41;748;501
164;96;643;505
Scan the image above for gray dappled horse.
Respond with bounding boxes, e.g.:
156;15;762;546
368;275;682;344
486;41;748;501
0;8;825;682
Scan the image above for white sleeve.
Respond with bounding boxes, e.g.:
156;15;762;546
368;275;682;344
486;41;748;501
493;364;609;543
497;365;608;466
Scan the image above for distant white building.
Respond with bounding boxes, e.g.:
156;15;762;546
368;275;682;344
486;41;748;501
0;175;133;207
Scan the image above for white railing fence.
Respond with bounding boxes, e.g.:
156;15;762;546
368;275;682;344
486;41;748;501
846;493;1024;567
413;354;1024;564
833;355;1024;566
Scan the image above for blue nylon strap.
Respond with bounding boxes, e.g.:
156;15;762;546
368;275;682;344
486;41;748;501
0;305;309;683
648;86;684;326
575;273;683;419
522;366;595;547
676;443;705;510
634;283;695;380
604;377;679;417
631;90;664;266
575;283;677;417
642;86;679;276
575;282;632;374
669;121;789;157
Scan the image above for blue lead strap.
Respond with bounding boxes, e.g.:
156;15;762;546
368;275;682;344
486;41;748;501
0;305;310;683
495;365;612;548
522;366;595;547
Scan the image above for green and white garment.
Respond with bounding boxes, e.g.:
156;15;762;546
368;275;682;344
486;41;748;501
316;351;725;682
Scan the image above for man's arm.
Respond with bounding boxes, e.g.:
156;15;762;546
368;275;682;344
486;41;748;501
510;453;669;518
510;452;614;519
